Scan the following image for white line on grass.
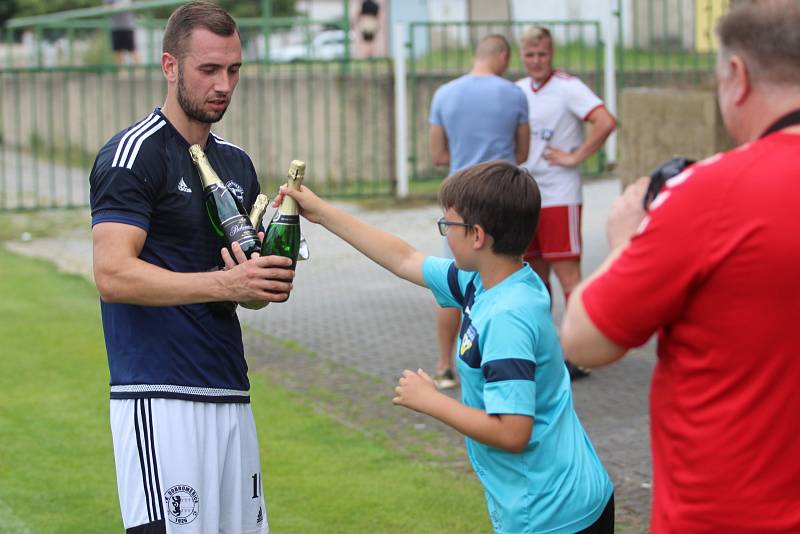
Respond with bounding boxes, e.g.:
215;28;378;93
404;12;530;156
0;498;33;534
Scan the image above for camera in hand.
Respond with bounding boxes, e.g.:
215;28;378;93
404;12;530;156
643;156;695;210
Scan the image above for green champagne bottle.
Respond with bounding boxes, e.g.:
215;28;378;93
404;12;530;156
261;160;305;269
189;144;261;258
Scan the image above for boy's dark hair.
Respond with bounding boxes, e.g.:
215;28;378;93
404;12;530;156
163;1;239;61
439;161;540;257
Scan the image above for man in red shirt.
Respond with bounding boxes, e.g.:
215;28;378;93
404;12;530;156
561;1;800;532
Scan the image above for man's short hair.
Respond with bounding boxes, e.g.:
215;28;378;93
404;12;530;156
717;0;800;86
521;26;552;47
163;1;239;60
475;34;510;59
439;161;541;257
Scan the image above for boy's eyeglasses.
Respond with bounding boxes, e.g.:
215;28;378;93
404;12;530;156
437;217;473;236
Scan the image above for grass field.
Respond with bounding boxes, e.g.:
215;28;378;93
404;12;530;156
0;247;490;533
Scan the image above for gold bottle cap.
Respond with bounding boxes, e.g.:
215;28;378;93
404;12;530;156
288;160;305;180
188;144;206;163
249;193;270;229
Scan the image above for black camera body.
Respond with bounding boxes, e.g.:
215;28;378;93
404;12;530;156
643;157;695;209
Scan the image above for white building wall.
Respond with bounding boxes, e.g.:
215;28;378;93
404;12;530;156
427;0;468;22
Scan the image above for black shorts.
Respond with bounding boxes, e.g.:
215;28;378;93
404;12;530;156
576;494;615;534
111;29;135;52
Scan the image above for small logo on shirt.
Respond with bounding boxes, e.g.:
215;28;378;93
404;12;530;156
164;484;199;525
460;325;476;356
257;506;264;524
226;180;245;203
541;128;554;141
178;177;192;194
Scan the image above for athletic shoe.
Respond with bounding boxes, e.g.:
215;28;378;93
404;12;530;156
566;361;591;381
433;368;458;390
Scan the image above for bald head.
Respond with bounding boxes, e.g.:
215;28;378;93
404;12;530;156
475;35;510;60
472;34;511;75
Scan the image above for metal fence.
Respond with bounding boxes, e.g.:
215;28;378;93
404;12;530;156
0;0;737;210
617;0;732;88
407;20;606;182
0;59;395;210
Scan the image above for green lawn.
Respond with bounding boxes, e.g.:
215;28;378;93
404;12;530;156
0;248;489;533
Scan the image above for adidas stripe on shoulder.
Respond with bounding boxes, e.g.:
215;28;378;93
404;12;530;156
211;132;246;153
112;114;166;169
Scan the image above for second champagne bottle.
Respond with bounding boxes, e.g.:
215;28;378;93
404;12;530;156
261;160;305;269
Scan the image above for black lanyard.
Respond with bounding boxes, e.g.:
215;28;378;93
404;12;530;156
761;109;800;138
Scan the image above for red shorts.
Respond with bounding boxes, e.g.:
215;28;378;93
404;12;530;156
524;205;582;262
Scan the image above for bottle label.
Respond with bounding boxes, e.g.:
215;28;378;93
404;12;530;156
269;213;300;225
220;214;259;246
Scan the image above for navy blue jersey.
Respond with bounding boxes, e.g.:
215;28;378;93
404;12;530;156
90;108;261;403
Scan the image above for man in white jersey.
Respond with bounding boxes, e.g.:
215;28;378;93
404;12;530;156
516;26;615;379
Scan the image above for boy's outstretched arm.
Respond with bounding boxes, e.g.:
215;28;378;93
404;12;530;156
394;369;533;453
279;185;427;287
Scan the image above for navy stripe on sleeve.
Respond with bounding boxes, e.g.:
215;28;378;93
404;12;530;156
447;263;464;306
482;358;536;383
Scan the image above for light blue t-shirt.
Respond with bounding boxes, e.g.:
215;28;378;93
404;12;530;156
423;257;613;534
429;74;528;174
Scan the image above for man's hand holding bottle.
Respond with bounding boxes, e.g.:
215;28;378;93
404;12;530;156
220;239;294;308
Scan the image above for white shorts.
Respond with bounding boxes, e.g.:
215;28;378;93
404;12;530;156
110;398;269;534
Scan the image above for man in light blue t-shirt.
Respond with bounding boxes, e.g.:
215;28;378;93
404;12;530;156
428;34;530;390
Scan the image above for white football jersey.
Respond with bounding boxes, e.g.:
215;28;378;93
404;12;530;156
516;71;604;206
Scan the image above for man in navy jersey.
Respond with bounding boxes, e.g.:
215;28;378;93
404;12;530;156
89;2;293;532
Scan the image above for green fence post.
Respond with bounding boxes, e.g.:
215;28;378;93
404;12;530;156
4;29;11;68
261;0;271;63
342;0;350;64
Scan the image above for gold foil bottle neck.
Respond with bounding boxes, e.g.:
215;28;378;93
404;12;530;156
249;193;270;229
278;160;305;216
188;144;223;186
287;160;305;191
188;144;205;164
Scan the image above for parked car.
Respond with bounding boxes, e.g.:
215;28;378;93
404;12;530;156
269;30;351;63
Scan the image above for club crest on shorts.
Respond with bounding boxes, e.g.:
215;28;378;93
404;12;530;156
164;484;199;525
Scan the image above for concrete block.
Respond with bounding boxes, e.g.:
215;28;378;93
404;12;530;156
618;87;735;186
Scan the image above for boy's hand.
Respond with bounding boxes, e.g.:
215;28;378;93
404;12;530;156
273;184;326;224
392;368;439;413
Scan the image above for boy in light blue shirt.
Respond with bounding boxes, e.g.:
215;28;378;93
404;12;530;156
268;161;614;533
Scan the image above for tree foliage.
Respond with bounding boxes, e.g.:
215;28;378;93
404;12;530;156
1;0;19;27
13;0;97;18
